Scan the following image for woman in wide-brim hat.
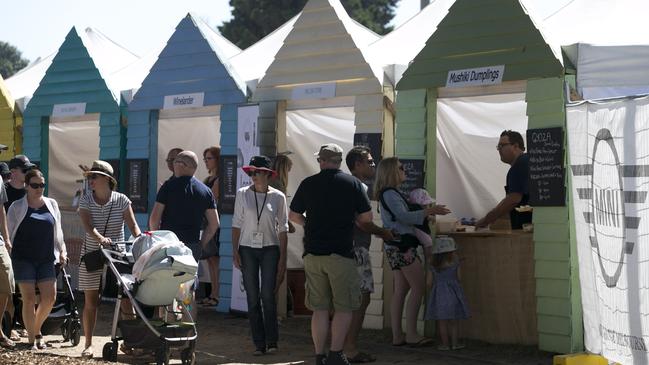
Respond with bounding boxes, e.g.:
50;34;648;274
232;155;288;355
77;160;141;359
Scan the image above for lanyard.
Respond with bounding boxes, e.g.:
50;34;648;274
253;187;268;227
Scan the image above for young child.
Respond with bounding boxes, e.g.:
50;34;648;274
425;236;470;351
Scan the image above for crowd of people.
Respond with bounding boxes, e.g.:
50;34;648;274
0;129;532;365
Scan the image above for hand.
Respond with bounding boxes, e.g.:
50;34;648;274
426;204;451;216
378;228;394;242
275;261;287;294
59;254;68;266
288;221;296;234
233;250;242;269
98;236;112;247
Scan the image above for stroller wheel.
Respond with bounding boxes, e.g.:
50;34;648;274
155;344;171;365
70;320;81;347
102;342;118;362
181;348;195;365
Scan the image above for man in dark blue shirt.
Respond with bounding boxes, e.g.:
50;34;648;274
476;130;532;229
149;150;220;259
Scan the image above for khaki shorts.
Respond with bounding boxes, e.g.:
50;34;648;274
0;245;15;295
304;254;360;312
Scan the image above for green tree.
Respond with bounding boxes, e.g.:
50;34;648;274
0;41;29;79
220;0;399;49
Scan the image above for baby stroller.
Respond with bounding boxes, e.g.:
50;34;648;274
6;265;81;346
100;231;198;365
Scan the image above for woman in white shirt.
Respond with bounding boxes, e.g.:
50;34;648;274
232;156;288;356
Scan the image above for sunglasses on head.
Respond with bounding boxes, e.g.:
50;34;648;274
28;183;46;189
246;170;268;177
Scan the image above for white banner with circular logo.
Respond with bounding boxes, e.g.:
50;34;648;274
568;97;649;364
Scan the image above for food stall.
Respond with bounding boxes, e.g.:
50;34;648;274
127;14;246;312
395;0;578;352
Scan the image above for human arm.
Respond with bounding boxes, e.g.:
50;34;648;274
201;208;219;248
78;208;112;246
2;205;12;252
382;189;433;225
123;204;142;238
275;231;288;293
148;202;164;231
475;192;522;228
356;211;394;241
51;199;67;263
231;227;242;269
289;210;305;226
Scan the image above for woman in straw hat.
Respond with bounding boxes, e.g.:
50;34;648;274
77;160;141;359
232;156;289;356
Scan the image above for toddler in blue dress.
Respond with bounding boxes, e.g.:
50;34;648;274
425;236;470;350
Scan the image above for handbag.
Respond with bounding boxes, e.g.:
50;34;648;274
81;201;114;272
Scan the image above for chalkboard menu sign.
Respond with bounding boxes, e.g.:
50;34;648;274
219;155;237;214
399;159;426;194
526;127;565;206
126;159;148;213
353;133;383;161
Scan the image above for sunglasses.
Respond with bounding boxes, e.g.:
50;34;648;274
246;170;268;177
28;183;46;189
203;156;215;161
366;159;376;167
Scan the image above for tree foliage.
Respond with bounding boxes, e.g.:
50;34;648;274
0;41;29;79
220;0;399;49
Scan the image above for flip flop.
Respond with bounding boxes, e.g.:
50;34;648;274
407;338;434;348
0;336;15;349
348;352;377;363
202;297;219;306
391;341;407;347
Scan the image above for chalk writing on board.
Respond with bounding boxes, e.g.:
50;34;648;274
526;127;565;206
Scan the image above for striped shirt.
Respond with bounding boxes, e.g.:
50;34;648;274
78;191;131;290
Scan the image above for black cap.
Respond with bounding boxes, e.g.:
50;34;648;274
8;155;35;171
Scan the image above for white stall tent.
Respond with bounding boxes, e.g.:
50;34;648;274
48;115;101;208
4;53;54;112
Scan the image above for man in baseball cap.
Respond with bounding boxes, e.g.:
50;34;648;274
314;143;344;162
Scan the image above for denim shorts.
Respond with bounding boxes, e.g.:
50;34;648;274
12;259;56;283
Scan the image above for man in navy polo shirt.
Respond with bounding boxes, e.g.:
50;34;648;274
289;143;390;365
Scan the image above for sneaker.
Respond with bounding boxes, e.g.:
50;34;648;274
325;351;351;365
316;354;327;365
35;335;47;350
267;344;278;354
253;347;266;356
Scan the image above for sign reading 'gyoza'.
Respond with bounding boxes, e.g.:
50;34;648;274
446;65;505;88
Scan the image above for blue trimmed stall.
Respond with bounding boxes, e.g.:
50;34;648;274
127;14;246;312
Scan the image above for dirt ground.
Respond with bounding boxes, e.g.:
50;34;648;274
0;300;555;365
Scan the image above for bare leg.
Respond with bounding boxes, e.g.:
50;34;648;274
344;292;370;356
400;260;425;343
207;256;220;301
450;320;459;347
390;270;409;344
0;294;9;340
82;289;100;349
34;280;56;338
330;311;353;352
438;320;449;347
311;309;330;354
18;284;36;344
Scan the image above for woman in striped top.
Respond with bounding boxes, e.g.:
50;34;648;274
77;161;141;359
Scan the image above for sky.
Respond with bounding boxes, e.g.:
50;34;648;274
0;0;423;62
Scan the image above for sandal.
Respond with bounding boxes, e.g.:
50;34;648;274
347;352;376;363
0;336;15;349
202;297;219;306
9;330;20;342
81;346;94;359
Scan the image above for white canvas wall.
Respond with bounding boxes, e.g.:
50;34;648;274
48;118;100;209
157;115;221;187
285;106;356;269
436;93;528;220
